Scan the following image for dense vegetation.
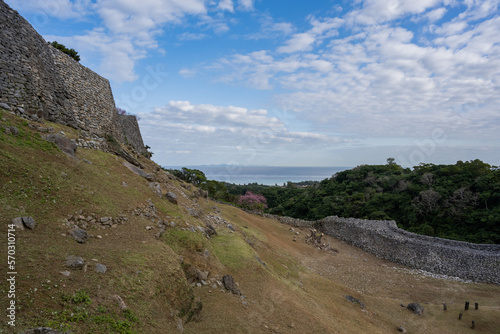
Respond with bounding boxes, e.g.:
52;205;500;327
49;41;80;62
166;160;500;244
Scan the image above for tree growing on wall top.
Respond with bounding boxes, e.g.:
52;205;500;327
49;41;80;62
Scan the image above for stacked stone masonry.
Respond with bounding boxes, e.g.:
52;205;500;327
269;213;500;284
0;0;145;153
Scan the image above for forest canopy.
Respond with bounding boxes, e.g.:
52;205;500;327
167;160;500;244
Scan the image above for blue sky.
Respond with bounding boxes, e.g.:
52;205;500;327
6;0;500;168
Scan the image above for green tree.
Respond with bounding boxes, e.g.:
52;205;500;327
50;41;81;61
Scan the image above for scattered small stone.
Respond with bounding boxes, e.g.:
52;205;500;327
345;295;365;308
82;158;92;164
112;295;127;310
95;263;107;273
11;217;24;230
8;126;19;136
65;256;85;270
227;224;235;231
196;269;209;281
155;226;166;239
397;326;407;333
176;318;183;332
146;226;153;230
407;302;424;315
204;224;217;238
60;270;71;277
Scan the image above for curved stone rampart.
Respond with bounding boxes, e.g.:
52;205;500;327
272;214;500;284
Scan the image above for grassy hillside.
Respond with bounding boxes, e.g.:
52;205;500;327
1;109;500;333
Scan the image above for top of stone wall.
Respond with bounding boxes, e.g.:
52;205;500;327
319;215;500;252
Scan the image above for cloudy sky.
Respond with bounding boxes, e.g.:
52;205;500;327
7;0;500;168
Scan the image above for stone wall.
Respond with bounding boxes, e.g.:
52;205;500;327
0;0;145;153
274;214;500;284
116;114;147;155
0;1;68;120
49;48;117;137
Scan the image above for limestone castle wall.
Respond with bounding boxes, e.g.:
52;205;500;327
0;0;145;153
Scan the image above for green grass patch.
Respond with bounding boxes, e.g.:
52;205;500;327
163;229;208;253
39;289;139;334
210;233;255;269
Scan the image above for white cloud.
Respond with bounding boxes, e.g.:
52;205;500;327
238;0;254;11
178;32;209;41
426;7;447;21
347;0;444;25
139;100;347;165
277;33;316;53
6;0;90;19
218;0;234;12
179;68;197;77
277;16;343;53
214;6;500;152
95;0;207;36
245;14;294;40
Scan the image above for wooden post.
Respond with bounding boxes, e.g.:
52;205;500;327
475;303;478;310
443;303;447;311
471;320;475;329
465;301;470;310
459;313;463;320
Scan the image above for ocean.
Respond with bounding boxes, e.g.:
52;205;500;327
164;165;351;186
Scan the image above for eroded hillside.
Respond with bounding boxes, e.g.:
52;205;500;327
1;109;500;333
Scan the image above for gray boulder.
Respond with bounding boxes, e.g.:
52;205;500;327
0;102;11;111
166;192;178;204
22;216;36;229
45;133;77;157
204;224;217;238
222;275;241;295
123;161;154;181
149;182;162;198
11;217;24;230
65;256;85;270
407;302;424;315
69;227;88;243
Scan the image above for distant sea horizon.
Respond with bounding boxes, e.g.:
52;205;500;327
163;165;352;186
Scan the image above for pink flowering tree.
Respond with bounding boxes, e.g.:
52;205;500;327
237;191;268;211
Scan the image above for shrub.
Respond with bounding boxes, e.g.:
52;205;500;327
237;191;268;211
50;41;80;61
